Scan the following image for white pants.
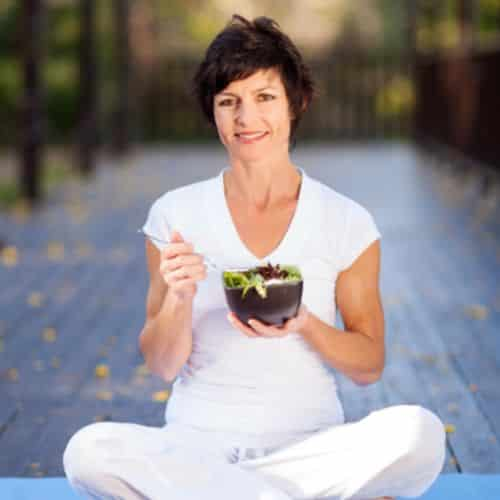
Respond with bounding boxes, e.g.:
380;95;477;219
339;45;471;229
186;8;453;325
63;404;446;500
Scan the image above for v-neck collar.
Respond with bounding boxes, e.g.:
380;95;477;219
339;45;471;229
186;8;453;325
212;165;312;266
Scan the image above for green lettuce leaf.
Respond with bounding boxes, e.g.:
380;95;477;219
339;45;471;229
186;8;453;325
223;265;302;300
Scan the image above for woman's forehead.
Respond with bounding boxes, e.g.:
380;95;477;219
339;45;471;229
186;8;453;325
220;68;284;93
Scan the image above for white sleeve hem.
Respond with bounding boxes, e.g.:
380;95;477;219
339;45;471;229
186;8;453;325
338;201;382;272
141;198;171;252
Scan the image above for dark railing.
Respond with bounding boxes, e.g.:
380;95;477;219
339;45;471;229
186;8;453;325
415;45;500;170
135;49;413;144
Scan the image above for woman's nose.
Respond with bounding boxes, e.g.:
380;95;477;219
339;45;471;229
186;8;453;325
235;100;258;125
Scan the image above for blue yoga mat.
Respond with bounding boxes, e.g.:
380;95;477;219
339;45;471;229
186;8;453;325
0;477;79;499
0;474;499;499
418;474;500;500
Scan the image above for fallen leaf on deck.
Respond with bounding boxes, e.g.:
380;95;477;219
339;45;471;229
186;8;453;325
95;364;110;378
67;204;89;223
42;327;57;342
152;390;170;402
75;242;94;258
29;463;40;470
27;292;44;307
444;423;456;434
1;246;18;267
135;364;151;377
47;241;65;261
7;368;19;381
12;200;31;221
94;414;112;422
449;457;458;466
96;390;113;401
464;304;489;320
469;383;478;392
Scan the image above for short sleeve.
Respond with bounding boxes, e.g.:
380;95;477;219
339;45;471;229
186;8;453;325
339;201;382;272
141;198;172;252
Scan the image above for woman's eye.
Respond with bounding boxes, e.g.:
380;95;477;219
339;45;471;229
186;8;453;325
218;94;275;106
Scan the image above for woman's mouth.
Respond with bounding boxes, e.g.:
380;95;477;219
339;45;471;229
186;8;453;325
235;132;268;144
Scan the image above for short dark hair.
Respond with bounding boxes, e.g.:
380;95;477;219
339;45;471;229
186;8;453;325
191;14;316;149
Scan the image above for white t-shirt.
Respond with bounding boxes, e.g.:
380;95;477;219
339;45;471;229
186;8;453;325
142;166;382;446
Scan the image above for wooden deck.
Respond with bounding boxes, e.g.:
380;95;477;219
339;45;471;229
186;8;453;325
0;142;499;477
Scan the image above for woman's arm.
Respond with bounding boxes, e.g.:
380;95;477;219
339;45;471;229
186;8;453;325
139;239;193;384
299;240;385;385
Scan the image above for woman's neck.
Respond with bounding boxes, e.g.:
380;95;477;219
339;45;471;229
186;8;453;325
223;160;302;213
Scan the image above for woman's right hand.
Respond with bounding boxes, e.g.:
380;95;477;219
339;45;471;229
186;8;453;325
159;230;207;302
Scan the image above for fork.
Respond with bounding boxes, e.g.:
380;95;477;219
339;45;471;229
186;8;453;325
137;229;222;272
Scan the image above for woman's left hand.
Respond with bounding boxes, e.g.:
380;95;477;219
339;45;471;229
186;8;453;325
227;304;310;338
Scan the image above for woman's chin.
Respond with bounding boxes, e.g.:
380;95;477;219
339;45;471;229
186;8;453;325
229;145;274;160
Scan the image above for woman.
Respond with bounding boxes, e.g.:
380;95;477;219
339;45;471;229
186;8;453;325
63;14;445;500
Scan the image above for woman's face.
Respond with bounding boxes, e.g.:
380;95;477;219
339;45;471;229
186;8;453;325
213;68;293;161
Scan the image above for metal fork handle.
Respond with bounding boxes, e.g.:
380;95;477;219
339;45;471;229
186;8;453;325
137;229;220;271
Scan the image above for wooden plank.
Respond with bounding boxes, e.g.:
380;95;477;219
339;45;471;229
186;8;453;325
3;253;167;475
387;235;500;473
416;221;500;443
0;259;138;474
0;260;100;402
0;260;70;337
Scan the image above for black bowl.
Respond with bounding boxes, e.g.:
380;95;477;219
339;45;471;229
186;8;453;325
222;266;303;327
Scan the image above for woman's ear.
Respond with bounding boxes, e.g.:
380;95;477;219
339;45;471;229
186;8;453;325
301;96;308;112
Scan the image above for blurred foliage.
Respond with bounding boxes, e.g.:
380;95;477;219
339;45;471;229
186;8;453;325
47;3;80;56
44;60;79;139
417;0;500;51
0;180;19;209
0;58;20;141
0;159;74;209
0;1;18;52
376;76;415;118
479;0;500;41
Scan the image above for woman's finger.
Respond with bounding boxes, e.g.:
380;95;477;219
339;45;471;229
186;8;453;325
227;312;260;337
248;318;288;337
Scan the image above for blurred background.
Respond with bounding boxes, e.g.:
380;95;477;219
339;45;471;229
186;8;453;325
1;0;499;206
1;0;500;480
